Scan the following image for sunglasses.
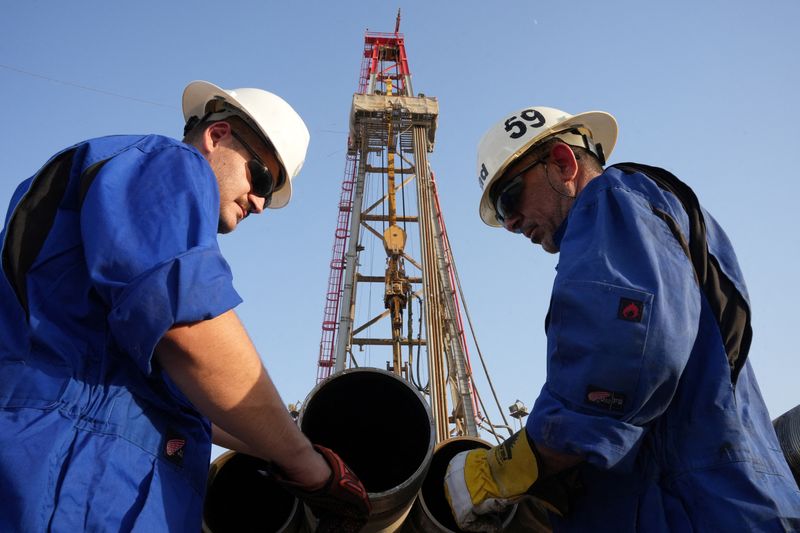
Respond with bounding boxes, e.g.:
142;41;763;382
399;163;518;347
229;129;286;206
491;157;547;224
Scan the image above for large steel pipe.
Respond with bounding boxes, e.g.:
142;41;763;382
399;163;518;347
299;368;435;532
404;436;552;532
403;437;516;532
774;404;800;487
203;451;307;533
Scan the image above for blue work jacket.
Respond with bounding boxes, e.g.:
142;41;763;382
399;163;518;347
527;166;800;531
0;135;242;531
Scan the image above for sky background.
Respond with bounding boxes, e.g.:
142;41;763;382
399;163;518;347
2;1;799;460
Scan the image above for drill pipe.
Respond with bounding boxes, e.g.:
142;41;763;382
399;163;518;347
203;451;307;533
402;437;517;532
299;368;435;532
773;404;800;488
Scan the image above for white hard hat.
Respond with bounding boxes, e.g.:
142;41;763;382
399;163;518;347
182;80;310;209
477;106;618;226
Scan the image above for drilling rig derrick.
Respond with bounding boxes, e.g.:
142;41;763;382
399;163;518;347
317;28;478;442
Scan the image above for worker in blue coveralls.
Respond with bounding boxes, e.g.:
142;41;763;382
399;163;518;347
444;107;800;531
0;81;370;531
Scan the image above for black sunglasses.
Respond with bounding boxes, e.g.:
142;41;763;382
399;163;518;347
229;129;286;205
490;157;547;224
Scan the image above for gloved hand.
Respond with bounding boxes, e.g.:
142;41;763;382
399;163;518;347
444;430;539;532
272;444;371;532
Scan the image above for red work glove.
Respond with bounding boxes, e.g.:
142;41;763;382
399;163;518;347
272;444;371;532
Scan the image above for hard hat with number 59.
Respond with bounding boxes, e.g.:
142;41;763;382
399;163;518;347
477;106;618;226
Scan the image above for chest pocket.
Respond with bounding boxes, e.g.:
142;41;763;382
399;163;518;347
547;279;653;417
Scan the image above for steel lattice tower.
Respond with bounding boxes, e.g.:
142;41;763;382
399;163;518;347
316;21;479;442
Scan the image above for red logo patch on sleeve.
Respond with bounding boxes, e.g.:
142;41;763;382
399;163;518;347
164;431;186;466
586;386;626;412
166;439;185;456
617;298;644;322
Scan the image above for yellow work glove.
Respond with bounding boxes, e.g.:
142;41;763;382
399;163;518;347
444;430;539;532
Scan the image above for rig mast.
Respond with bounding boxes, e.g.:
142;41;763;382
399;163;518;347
317;21;479;441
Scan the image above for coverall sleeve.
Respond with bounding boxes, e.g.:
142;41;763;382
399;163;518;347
79;143;242;374
528;183;701;471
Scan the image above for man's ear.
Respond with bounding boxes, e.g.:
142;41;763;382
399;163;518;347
550;143;579;184
202;121;232;152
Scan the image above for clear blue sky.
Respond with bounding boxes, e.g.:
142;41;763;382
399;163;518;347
2;1;799;458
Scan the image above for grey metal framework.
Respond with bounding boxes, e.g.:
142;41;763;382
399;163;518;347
318;33;479;441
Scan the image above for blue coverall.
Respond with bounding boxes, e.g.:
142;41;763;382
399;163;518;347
0;135;242;531
527;166;800;530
